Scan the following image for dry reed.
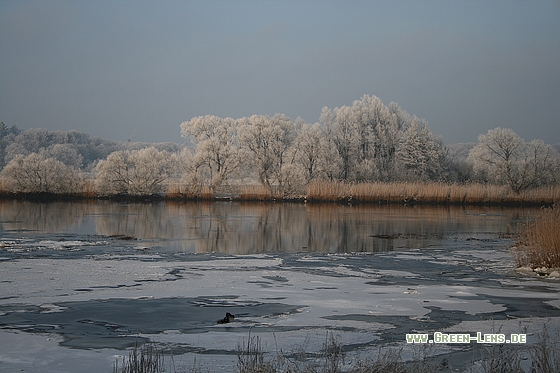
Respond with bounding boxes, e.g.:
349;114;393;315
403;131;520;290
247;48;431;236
81;179;97;198
306;181;349;202
3;177;558;205
113;342;164;373
237;185;279;201
112;326;559;373
306;182;560;206
512;207;560;269
166;183;215;199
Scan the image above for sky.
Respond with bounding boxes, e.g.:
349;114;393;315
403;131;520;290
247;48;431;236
1;0;559;145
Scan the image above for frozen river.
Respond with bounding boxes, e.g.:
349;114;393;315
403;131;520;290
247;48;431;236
0;200;559;372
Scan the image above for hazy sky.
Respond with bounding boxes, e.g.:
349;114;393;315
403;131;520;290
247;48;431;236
1;0;559;144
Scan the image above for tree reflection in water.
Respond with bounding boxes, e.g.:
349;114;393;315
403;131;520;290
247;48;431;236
0;200;530;254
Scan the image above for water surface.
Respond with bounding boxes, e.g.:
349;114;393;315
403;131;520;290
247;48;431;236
1;200;558;373
0;200;532;255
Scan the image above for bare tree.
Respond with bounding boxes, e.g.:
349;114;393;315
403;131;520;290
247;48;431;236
95;147;175;196
1;153;83;193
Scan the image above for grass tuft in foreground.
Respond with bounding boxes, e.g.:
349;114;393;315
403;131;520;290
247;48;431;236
529;323;560;373
113;326;560;373
471;324;560;373
512;206;560;269
237;334;277;373
113;342;164;373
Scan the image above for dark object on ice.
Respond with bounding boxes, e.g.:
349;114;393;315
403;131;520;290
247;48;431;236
217;312;235;324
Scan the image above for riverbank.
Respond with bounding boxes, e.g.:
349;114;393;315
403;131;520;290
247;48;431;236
512;207;560;269
2;182;559;207
304;182;560;206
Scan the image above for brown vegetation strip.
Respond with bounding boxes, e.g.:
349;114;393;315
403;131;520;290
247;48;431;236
513;207;560;269
306;182;560;206
1;182;559;206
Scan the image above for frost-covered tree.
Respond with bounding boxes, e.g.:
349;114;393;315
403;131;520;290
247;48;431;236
321;95;411;181
352;95;394;180
523;139;559;187
239;114;297;190
180;115;241;190
0;122;8;138
396;117;447;181
174;147;204;195
468;128;526;191
468;128;559;193
3;142;29;165
39;144;83;169
95;147;176;195
446;142;476;182
1;153;83;193
3;129;54;166
292;122;331;182
2;128;120;169
0;128;187;172
321;105;359;181
0;123;21;168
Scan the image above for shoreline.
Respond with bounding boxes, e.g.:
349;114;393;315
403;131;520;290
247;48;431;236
0;191;557;208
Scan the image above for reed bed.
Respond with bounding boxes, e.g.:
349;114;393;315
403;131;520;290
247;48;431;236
166;183;215;199
81;179;98;198
1;179;558;206
513;207;560;269
306;181;349;202
306;182;560;206
236;185;279;201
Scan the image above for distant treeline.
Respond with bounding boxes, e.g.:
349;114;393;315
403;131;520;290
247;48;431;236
1;95;559;202
0;121;183;171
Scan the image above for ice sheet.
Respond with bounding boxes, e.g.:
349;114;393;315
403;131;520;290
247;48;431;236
2;239;559;372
